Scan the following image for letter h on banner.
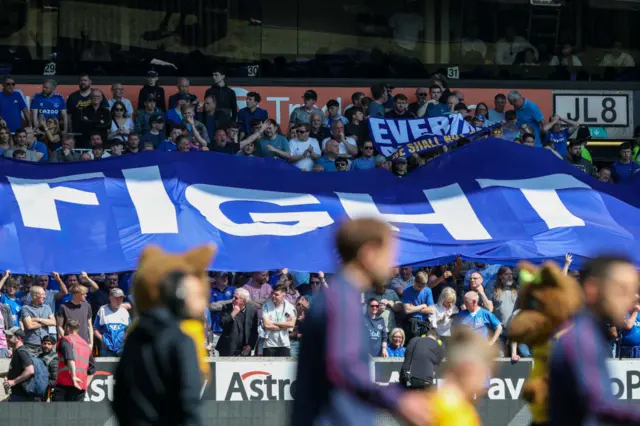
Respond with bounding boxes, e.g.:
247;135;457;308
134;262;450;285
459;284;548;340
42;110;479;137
336;184;492;241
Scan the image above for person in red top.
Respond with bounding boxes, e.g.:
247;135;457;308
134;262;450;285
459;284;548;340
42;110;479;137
52;319;94;402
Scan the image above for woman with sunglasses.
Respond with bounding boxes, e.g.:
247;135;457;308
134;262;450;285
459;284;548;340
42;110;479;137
108;101;134;142
364;297;388;357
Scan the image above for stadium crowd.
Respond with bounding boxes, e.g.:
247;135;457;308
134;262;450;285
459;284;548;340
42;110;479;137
1;70;640;402
0;72;639;182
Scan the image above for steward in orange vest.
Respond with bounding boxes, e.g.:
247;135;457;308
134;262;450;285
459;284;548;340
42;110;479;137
52;319;92;402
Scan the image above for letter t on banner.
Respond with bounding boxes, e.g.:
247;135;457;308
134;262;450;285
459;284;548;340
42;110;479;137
476;174;589;230
336;184;491;241
8;173;104;231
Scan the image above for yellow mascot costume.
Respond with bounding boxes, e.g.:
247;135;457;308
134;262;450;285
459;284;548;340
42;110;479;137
508;261;583;426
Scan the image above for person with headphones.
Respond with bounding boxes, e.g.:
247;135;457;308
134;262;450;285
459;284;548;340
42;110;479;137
113;245;215;426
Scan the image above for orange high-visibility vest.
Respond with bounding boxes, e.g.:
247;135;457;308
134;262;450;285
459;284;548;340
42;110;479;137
55;333;91;390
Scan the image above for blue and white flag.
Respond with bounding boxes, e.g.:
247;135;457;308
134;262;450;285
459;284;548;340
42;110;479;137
369;113;480;156
1;140;639;274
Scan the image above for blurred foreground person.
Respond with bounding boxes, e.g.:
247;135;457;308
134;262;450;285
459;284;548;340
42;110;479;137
549;255;640;426
113;245;216;426
292;218;429;426
424;326;497;426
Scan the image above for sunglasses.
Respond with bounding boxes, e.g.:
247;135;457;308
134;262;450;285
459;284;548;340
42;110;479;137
369;304;380;309
363;146;374;150
5;83;15;86
417;93;427;97
296;130;309;134
310;280;321;285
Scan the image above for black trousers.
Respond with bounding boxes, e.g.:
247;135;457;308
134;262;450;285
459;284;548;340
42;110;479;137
51;385;86;401
263;347;290;357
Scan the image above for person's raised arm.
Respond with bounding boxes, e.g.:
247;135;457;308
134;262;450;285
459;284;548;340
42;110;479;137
543;115;560;133
560;116;580;133
239;121;268;149
563;254;573;276
0;270;10;291
53;272;68;300
81;272;100;293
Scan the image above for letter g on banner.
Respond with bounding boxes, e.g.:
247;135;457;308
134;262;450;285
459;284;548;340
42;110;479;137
185;185;334;236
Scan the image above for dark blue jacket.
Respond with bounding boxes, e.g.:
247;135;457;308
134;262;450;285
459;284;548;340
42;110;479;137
291;274;403;426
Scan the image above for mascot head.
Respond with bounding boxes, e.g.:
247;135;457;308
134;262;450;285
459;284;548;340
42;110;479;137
132;244;216;381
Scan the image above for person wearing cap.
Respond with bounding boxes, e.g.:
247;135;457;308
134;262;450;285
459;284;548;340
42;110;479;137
135;93;162;134
39;334;59;396
94;288;131;356
289;89;326;129
141;114;166;149
392;157;409;177
4;326;40;401
137;70;166;112
168;77;197;111
375;154;391;170
52;319;93;401
335;155;350;171
204;68;238;122
165;92;191;130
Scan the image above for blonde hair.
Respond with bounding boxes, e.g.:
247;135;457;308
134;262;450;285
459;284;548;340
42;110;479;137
447;326;497;368
415;271;429;286
389;327;405;346
438;286;457;305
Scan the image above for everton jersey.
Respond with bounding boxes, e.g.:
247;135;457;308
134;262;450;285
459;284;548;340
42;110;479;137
31;92;66;119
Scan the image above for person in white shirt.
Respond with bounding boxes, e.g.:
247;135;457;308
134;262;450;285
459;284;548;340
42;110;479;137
261;284;297;357
321;121;358;157
495;27;538;65
288;123;321;171
600;40;635;68
430;287;459;339
107;83;134;116
549;43;582;67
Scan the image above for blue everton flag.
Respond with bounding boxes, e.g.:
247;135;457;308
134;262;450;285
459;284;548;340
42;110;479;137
0;139;639;274
369;113;481;156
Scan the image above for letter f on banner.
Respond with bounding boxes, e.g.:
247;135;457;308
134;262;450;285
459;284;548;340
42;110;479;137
336;184;491;241
8;173;104;231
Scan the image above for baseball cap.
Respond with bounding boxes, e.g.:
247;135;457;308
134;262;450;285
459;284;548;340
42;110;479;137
374;155;387;166
5;326;25;338
147;70;158;78
394;157;408;163
144;93;157;102
177;92;191;101
303;90;318;100
110;288;125;298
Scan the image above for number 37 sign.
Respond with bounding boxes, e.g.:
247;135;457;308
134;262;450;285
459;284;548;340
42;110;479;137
553;92;630;128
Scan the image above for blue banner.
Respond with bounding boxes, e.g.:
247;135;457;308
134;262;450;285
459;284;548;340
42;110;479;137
389;122;502;160
1;139;639;274
369;113;480;156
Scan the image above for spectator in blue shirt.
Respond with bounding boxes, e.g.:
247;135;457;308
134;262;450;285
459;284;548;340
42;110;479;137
508;90;544;147
620;303;640;358
488;93;507;123
208;272;236;356
141;114;167;149
0;76;30;132
0;272;22;327
402;271;435;322
25;127;48;162
386;328;406;357
612;142;640;184
237;92;268;138
256;119;290;159
31;79;68;132
94;288;131;356
454;292;503;345
542;115;579;158
165;94;189;130
351;141;376;170
367;84;387;118
156;127;184;152
315;139;340;171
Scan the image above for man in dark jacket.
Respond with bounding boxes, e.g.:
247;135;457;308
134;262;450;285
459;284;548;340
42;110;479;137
137;70;166;111
204;68;238;122
39;335;58;394
216;288;259;356
400;329;445;389
564;139;594;175
48;134;81;163
113;244;215;426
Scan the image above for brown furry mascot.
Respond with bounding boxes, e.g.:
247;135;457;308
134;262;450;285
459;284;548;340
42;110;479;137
112;244;216;426
507;261;583;426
